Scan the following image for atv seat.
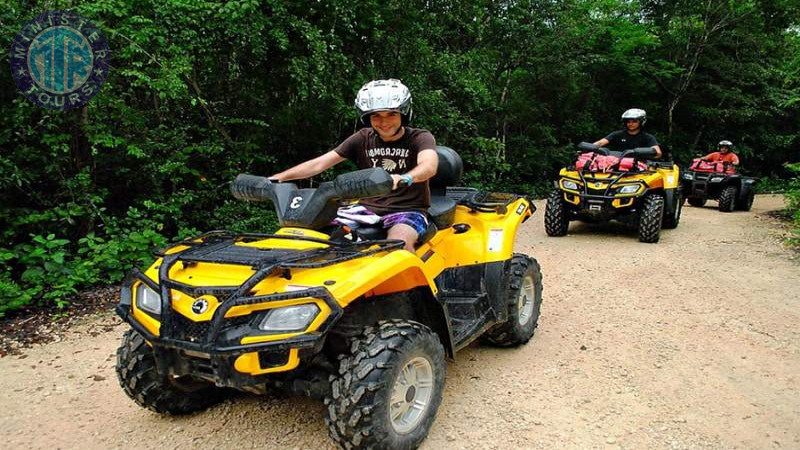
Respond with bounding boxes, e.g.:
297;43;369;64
428;146;463;229
353;146;463;247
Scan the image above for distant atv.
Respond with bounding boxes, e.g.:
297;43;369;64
545;142;682;243
114;146;542;449
681;158;757;212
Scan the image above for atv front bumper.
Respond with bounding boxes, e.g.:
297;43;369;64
116;272;342;388
561;191;639;214
558;177;645;217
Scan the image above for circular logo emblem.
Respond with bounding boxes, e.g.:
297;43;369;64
10;10;110;110
191;298;209;315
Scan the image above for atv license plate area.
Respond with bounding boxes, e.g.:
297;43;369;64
588;201;603;212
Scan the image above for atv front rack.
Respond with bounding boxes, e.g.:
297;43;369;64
153;230;403;265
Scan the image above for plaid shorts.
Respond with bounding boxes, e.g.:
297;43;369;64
381;211;429;236
334;205;429;236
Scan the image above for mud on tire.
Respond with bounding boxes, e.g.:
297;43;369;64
718;185;737;212
116;330;223;414
325;320;446;450
544;190;569;236
638;194;664;243
483;254;543;347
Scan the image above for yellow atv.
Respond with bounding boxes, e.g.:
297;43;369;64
114;147;542;449
545;142;682;243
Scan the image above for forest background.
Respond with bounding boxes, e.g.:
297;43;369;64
1;0;799;316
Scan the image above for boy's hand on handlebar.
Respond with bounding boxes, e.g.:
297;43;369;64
391;174;413;190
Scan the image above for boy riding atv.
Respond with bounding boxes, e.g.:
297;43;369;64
270;79;437;253
681;140;757;212
545;108;682;243
114;80;543;450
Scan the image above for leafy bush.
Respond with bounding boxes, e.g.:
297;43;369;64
784;164;800;240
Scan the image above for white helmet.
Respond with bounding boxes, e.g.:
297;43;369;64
718;140;733;149
354;79;413;125
621;108;647;125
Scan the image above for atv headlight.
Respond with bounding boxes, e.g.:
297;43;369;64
136;283;161;315
617;184;641;194
683;173;694;181
562;180;579;191
258;304;320;332
710;177;723;183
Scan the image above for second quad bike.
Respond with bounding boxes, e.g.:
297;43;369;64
114;146;542;449
545;142;682;243
681;158;758;212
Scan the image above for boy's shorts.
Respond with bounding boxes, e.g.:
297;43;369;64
334;206;429;236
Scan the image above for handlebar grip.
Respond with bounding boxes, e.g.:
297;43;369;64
230;174;273;202
632;147;658;158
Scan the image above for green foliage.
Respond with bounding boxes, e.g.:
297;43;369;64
784;163;800;227
0;0;798;314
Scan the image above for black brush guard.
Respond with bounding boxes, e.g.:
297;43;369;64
117;230;405;356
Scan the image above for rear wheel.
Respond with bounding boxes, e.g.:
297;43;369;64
116;330;224;414
687;197;706;207
718;186;737;212
736;190;755;211
483;254;543;347
544;190;569;236
325;320;446;450
662;190;682;229
638;194;664;243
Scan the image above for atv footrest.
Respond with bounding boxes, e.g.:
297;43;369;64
441;293;493;348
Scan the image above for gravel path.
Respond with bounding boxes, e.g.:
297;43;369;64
1;194;797;449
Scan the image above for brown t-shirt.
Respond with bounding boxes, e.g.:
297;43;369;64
334;127;436;215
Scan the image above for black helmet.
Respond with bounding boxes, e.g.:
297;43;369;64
354;79;413;125
621;108;647;126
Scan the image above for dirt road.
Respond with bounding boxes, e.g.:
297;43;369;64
1;195;797;449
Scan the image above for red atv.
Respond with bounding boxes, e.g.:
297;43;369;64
681;158;758;212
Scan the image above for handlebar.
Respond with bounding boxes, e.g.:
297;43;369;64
230;174;276;202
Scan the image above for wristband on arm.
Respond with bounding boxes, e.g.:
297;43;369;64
400;174;413;187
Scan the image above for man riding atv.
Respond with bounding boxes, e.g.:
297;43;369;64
271;79;437;252
545;108;682;243
681;140;756;212
593;108;663;158
700;140;740;166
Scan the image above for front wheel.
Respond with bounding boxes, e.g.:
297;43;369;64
638;194;664;243
736;190;755;211
325;320;446;449
544;190;569;236
115;330;224;414
718;186;737;212
688;197;706;207
662;190;682;229
483;254;543;346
